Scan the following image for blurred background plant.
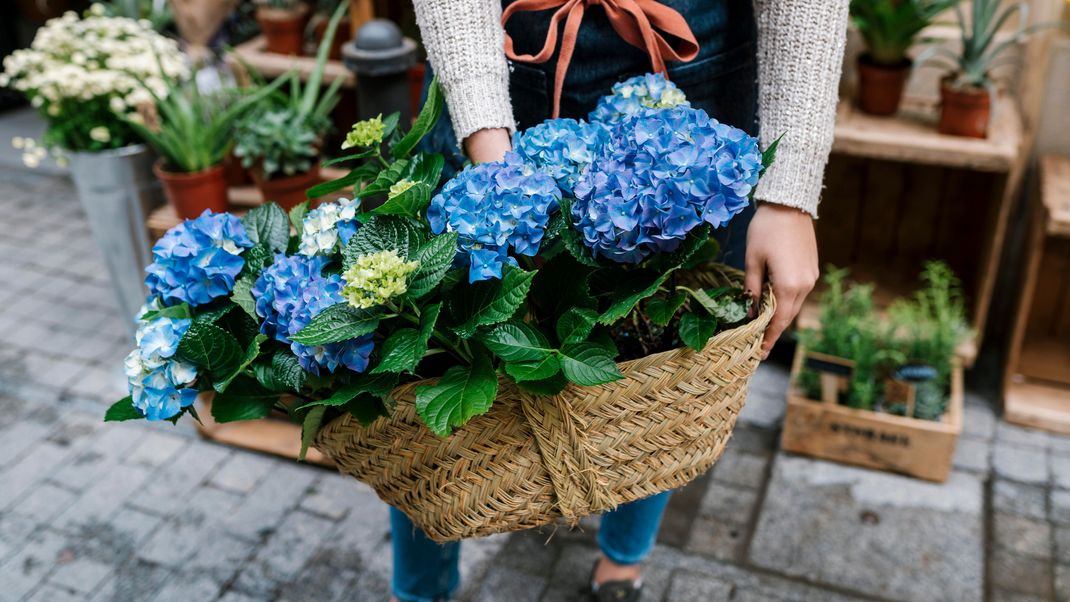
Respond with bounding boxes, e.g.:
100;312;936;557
94;0;173;32
851;0;957;66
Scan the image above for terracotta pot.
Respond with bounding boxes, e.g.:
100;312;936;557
312;15;351;61
857;54;911;116
251;163;321;211
222;152;251;187
256;5;309;55
153;159;229;220
938;78;991;138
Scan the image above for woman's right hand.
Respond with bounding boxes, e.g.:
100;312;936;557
463;127;512;164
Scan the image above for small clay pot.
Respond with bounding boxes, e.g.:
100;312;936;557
251;163;321;211
857;54;911;116
312;15;351;60
154;159;229;220
222;151;251;187
938;77;991;138
256;5;309;56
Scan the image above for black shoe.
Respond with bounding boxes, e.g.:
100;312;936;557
586;559;643;602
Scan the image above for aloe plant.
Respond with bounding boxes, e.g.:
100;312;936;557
850;0;957;66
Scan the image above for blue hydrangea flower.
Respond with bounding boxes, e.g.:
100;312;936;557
287;274;374;376
572;106;761;263
588;73;690;124
124;316;199;421
145;210;254;307
512;118;608;195
252;254;330;343
427;152;561;282
298;197;361;256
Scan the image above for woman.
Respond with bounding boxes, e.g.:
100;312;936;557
392;1;847;601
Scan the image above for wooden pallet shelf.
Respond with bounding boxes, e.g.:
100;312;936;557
1004;154;1070;434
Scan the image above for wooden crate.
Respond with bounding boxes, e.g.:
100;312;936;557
1004;154;1070;434
194;394;334;468
781;346;964;482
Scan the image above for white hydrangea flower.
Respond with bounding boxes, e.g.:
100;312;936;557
298;198;361;256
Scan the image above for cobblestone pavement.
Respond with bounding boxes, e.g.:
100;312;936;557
0;165;1068;602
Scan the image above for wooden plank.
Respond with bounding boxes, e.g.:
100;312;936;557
781;347;963;482
1028;236;1070;335
854;161;905;270
1040;154;1070;236
1005;380;1070;435
226;36;355;88
815;156;865;268
832;98;1022;173
892;164;945;276
195;395;335;468
1004;194;1048;393
1017;335;1070;386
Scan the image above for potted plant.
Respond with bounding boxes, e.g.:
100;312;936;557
850;0;956;115
128;72;290;219
236;1;347;209
784;262;971;481
927;0;1048;137
255;0;310;55
0;5;188;329
311;0;351;60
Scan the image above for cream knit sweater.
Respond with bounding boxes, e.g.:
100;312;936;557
411;0;848;217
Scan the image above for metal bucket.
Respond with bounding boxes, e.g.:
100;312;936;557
67;145;163;335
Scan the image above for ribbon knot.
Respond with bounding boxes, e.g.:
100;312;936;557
502;0;699;118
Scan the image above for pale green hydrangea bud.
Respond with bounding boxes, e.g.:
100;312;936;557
388;178;416;200
342;114;385;149
342;249;420;309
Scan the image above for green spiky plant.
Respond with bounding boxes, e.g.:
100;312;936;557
850;0;957;66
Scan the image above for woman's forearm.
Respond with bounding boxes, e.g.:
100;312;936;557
411;0;517;145
752;0;848;218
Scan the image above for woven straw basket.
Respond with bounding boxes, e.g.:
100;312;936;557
315;265;775;542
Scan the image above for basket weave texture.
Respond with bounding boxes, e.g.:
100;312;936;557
315;265;775;542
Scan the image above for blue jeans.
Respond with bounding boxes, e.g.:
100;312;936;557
396;2;759;599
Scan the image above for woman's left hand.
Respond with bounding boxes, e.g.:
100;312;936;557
743;203;820;360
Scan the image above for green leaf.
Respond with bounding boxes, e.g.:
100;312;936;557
141;303;192;321
192;302;235;326
761;132;784;172
256;350;307;392
408;152;445;186
371;302;441;374
558;198;602;267
289;200;310;232
299;406;326;461
597;269;670;326
449;266;536;338
342;394;387;425
478;321;553;362
392;78;444;159
241;203;290;253
646;292;688;326
291;303;379;345
342;215;427;267
321;148;375;167
558;342;623;386
104;396;144;422
678;312;718;351
360;158;409;197
306;166;371;199
214;333;268;393
682;239;720;270
415;354;498;436
531;253;596;316
504;355;561;382
405;232;459;299
231;275;259;321
294;373;398;411
555;308;598;345
176;322;243;380
210;376;279;423
516;372;568;396
369;181;432;218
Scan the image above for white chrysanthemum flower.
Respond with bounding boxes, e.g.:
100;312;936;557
89;126;110;143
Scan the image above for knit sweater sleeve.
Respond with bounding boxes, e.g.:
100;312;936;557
752;0;848;218
411;0;516;143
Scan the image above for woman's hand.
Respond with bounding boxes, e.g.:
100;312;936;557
743;203;820;360
463;127;512;164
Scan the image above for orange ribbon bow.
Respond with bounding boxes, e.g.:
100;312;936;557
502;0;700;118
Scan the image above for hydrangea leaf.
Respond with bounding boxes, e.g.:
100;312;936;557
289;200;310;232
516;372;569;396
448;266;536;339
213;333;269;393
678;312;718;351
409;152;445;187
371;303;441;374
405;232;459;299
761;132;784;172
321;147;376;167
369;181;432;218
360;159;409;198
192;302;235;325
392;78;444;160
140;303;192;322
596;269;670;326
712;294;750;324
646;292;687;327
295;373;399;411
176;322;243;381
559;342;623;386
241;203;291;253
291;302;380;346
478;321;554;363
299;405;326;461
342;394;388;426
414;353;498;437
230;275;259;320
531;253;596;315
307;162;379;199
253;350;307;392
238;243;272;280
504;355;561;383
555;308;599;345
558;198;602;268
104;396;144;422
211;376;278;423
682;239;721;270
342;215;427;268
